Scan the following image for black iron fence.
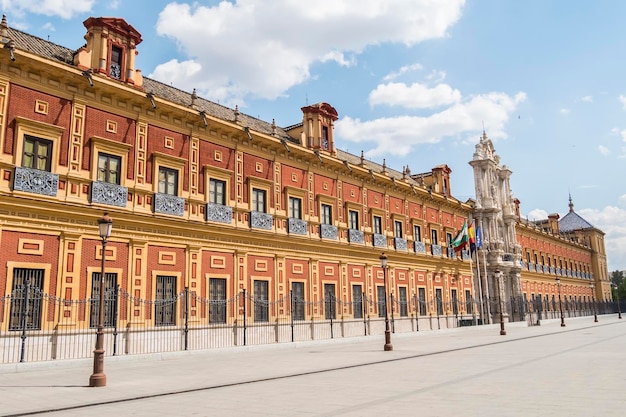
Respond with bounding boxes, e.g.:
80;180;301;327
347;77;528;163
0;283;615;364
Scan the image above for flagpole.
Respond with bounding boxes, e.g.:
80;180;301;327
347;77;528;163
475;243;485;325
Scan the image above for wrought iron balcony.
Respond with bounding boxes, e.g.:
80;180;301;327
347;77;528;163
373;233;387;248
206;203;232;224
394;237;407;251
13;167;58;196
348;229;364;244
154;193;185;216
320;224;337;240
250;211;273;230
91;181;128;207
431;244;442;257
288;218;308;235
462;249;471;260
446;247;456;259
414;241;426;254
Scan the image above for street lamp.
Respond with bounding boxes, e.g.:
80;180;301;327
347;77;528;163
89;212;113;387
590;283;598;323
379;252;393;351
495;270;506;336
556;277;565;327
613;283;622;319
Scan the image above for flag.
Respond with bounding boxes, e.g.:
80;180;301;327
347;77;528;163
451;222;468;252
474;226;483;252
468;222;476;253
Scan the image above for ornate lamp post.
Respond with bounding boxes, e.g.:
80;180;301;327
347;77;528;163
89;213;113;387
379;253;393;351
556;277;565;327
495;270;506;336
590;283;598;323
613;283;622;319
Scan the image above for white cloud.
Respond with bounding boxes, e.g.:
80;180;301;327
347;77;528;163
599;145;610;156
425;70;446;83
559;108;570;115
579;206;626;271
369;82;461;109
527;209;548;221
151;0;465;103
580;95;593;103
382;64;423;81
1;0;94;19
336;91;526;157
619;95;626;110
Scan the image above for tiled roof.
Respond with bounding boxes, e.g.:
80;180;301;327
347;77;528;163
559;211;595;232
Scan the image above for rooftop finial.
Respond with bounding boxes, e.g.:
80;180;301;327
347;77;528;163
568;193;574;213
234;105;240;123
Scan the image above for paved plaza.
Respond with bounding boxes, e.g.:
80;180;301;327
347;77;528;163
1;315;625;416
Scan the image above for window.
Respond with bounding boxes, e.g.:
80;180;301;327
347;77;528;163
22;135;52;171
436;288;443;315
352;285;363;319
292;281;305;321
110;45;122;79
431;229;438;245
209;278;227;324
252;188;266;213
465;290;472;313
349;210;359;230
394;221;403;238
158;167;178;196
446;232;453;246
414;225;421;242
399;287;408;317
418;287;427;316
289;196;302;219
97;153;121;185
321;203;332;225
155;275;177;326
321;126;329;150
373;215;382;234
324;283;336;320
451;289;458;315
9;268;44;331
209;179;226;205
377;286;386;318
89;272;118;328
254;280;269;322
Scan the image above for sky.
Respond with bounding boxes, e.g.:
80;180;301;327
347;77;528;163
4;0;626;271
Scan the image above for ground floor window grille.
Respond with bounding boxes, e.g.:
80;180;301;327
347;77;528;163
209;278;227;324
156;275;177;326
89;272;118;328
9;268;44;331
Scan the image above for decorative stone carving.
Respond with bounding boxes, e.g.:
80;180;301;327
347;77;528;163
91;181;128;207
14;167;58;196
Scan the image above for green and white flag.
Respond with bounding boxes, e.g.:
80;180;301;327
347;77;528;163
451;222;468;252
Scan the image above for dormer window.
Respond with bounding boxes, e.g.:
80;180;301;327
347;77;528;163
321;126;329;150
110;45;122;80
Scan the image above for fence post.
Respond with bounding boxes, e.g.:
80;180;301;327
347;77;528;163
184;286;189;351
19;278;31;363
242;289;247;346
113;284;120;356
390;293;395;333
290;289;294;343
329;295;334;339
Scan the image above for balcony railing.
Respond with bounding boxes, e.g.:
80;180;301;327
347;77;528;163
414;241;426;254
250;211;273;230
373;233;387;248
431;244;442;257
394;237;407;251
154;193;185;216
288;218;308;235
320;224;337;240
91;181;128;207
206;203;232;224
348;229;364;244
446;247;456;259
14;167;58;196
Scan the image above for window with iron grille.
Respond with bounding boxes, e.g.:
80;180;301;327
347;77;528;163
419;287;427;316
97;153;121;185
155;275;177;326
291;281;305;321
324;283;336;320
9;268;44;331
22;135;52;171
89;272;118;328
110;45;122;79
289;196;302;219
158;167;178;196
352;285;363;319
209;278;227;324
254;280;269;322
465;290;472;313
451;289;458;315
349;210;359;230
399;287;408;317
209;179;226;205
321;203;332;225
436;288;443;315
373;215;382;234
252;188;266;213
377;285;386;318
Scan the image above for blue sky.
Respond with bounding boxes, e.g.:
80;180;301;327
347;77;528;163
5;0;626;271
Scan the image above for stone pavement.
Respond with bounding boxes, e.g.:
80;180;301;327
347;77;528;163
1;315;625;417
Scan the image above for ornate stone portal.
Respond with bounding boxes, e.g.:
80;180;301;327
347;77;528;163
469;132;523;322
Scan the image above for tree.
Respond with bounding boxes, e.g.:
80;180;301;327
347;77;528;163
610;270;626;299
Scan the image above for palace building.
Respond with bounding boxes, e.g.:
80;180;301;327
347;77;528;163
0;15;610;362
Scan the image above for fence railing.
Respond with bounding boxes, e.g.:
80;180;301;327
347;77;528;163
0;285;615;364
